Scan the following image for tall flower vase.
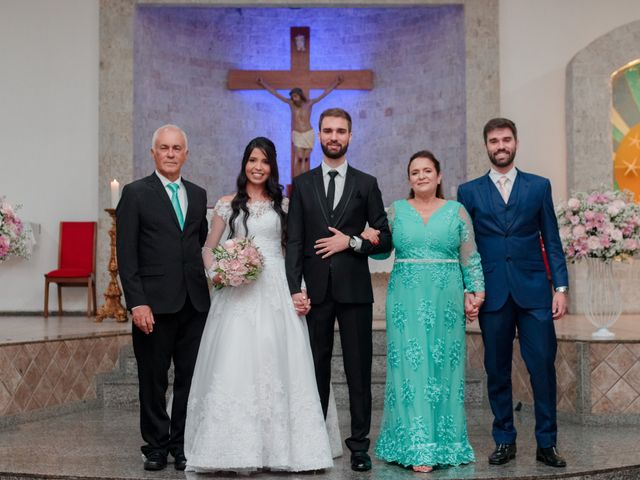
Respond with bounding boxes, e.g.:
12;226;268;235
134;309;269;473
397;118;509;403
585;257;621;339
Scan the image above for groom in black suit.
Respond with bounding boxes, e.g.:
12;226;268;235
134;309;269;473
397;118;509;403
116;125;210;471
286;108;391;471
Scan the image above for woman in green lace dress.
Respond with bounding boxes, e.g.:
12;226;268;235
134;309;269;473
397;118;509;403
369;151;484;472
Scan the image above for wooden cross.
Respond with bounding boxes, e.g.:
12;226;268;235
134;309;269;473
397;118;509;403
227;27;373;180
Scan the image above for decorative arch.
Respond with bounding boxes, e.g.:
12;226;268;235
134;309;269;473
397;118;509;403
566;20;640;193
566;21;640;313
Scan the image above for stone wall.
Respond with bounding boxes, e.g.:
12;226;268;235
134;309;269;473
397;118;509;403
98;0;499;297
133;6;466;204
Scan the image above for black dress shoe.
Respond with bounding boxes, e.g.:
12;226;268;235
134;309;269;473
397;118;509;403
488;443;517;465
536;446;567;467
351;452;372;472
173;452;187;471
144;451;167;471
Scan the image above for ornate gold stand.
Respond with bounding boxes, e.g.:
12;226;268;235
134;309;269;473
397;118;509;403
96;208;127;322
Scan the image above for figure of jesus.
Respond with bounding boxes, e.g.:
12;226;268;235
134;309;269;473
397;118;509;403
257;75;343;177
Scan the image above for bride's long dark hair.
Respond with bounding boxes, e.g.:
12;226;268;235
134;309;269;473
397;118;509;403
228;137;287;248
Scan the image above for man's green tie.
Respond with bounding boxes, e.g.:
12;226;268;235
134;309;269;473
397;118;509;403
167;183;184;230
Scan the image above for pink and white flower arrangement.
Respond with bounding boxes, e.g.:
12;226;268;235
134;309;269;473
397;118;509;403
0;197;30;263
209;237;264;289
556;189;640;263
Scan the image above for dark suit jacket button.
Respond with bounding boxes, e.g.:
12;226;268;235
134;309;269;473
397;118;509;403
506;256;512;262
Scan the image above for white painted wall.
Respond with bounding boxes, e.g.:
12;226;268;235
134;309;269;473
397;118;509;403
1;0;639;311
0;0;99;312
499;0;640;199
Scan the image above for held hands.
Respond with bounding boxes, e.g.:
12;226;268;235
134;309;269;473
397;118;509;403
132;305;155;334
292;290;311;316
360;227;380;246
464;292;485;323
315;227;350;258
552;291;568;320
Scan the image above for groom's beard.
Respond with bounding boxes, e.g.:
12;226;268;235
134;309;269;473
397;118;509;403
321;141;350;160
488;148;516;169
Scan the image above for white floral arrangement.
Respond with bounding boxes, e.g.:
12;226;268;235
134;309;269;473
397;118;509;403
556;189;640;263
0;197;31;263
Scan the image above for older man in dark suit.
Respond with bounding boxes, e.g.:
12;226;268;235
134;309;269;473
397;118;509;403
116;124;210;472
285;108;392;472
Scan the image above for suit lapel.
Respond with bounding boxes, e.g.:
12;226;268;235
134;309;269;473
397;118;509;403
506;170;529;233
481;173;505;230
181;179;195;231
148;173;182;232
311;168;331;226
333;167;356;228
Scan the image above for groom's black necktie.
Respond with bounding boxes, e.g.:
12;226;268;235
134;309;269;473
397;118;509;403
326;170;339;216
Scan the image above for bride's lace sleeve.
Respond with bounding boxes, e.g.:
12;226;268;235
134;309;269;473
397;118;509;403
213;198;232;222
202;198;231;278
457;205;484;293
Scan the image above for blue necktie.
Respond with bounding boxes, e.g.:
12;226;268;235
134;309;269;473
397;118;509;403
167;183;184;230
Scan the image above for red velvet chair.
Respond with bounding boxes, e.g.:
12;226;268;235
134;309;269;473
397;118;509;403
44;221;97;317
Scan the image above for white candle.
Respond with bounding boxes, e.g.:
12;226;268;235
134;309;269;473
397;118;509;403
110;179;120;208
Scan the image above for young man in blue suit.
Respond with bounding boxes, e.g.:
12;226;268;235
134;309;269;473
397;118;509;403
457;118;569;468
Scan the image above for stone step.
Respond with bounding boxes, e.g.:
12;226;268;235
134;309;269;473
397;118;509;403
99;378;140;407
333;322;387;356
121;354;175;382
465;374;485;407
99;378;176;408
99;325;486;409
333;381;386;410
120;352;390;384
331;354;387;384
116;328;388;381
332;371;484;409
100;374;484;410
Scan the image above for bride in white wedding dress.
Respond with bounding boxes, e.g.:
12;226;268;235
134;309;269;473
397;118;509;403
184;137;341;473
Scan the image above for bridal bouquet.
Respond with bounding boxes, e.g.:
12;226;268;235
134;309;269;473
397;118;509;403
209;237;264;289
0;197;31;263
556;189;640;263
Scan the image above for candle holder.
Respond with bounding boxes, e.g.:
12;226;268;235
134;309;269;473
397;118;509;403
96;208;128;322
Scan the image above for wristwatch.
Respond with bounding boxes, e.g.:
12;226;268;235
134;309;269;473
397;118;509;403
349;236;358;249
555;286;568;293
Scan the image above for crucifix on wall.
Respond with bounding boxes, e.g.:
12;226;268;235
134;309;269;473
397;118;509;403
228;27;373;179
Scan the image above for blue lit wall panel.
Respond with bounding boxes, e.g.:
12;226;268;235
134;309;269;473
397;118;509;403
134;6;465;204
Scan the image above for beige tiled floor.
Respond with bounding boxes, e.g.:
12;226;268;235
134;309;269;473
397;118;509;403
2;405;640;480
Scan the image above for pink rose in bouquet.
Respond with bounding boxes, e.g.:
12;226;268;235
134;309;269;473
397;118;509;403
209;237;264;289
556;189;640;262
0;197;30;262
